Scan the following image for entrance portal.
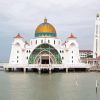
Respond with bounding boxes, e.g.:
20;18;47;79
42;59;49;64
41;56;49;64
28;44;62;64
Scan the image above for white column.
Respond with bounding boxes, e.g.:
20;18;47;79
14;68;16;72
38;68;41;74
49;55;50;64
87;60;88;64
49;69;51;74
49;68;51;74
66;68;68;72
24;68;26;72
49;45;50;64
40;55;42;64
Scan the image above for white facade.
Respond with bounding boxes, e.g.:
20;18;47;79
9;34;80;65
93;13;100;58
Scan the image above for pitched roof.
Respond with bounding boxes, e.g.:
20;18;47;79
79;50;93;53
96;56;100;59
68;33;76;38
14;33;23;38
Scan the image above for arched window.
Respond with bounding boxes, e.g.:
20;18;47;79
54;40;55;44
70;43;75;47
62;50;64;53
62;57;64;60
17;51;19;53
41;40;43;43
48;40;50;43
26;56;28;60
15;42;20;46
17;60;18;63
29;50;31;53
36;40;37;44
27;50;28;53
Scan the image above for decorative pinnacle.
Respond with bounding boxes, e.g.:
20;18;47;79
44;17;47;23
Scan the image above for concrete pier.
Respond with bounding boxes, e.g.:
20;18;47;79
2;63;92;73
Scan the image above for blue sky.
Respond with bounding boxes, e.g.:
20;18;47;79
0;0;100;62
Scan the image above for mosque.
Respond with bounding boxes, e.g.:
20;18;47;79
5;18;90;73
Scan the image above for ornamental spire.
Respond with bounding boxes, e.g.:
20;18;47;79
96;13;99;18
14;33;23;39
44;17;47;23
68;33;77;38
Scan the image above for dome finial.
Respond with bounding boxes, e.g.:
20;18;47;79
44;17;47;23
96;13;99;17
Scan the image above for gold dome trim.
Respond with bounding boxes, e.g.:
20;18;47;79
35;18;56;33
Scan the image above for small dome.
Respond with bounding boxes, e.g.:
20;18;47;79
35;18;56;37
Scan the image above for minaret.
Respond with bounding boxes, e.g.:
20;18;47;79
93;13;100;58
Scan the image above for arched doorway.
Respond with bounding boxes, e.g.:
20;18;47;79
28;44;62;64
35;50;56;64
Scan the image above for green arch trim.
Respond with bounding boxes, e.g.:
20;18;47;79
28;44;62;64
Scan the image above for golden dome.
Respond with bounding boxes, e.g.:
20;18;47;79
35;18;56;34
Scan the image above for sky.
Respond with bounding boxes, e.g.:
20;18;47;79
0;0;100;62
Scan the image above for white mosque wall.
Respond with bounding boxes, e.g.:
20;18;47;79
9;38;27;64
29;37;61;50
9;36;80;66
63;38;80;64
